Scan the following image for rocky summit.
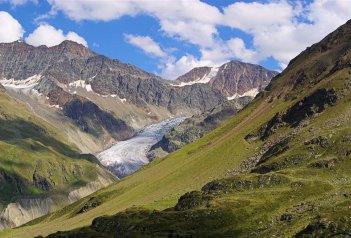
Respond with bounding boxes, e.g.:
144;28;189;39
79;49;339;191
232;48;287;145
173;61;277;99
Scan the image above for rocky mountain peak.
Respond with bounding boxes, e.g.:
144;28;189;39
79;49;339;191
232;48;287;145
173;61;277;98
52;40;96;58
176;66;212;83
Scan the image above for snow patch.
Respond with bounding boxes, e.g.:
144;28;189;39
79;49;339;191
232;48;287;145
172;67;219;87
68;80;92;92
49;104;62;110
120;98;127;103
0;75;42;89
85;84;92;92
227;88;259;100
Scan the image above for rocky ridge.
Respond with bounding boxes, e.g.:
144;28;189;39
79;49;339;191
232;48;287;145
173;61;277;99
148;96;252;157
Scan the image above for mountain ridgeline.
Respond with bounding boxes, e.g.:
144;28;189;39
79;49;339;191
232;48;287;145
0;41;276;153
24;19;351;238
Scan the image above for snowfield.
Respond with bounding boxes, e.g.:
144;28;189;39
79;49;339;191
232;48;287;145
97;118;186;178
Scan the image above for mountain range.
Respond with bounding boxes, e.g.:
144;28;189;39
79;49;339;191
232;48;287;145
4;18;349;238
0;41;276;153
0;40;276;231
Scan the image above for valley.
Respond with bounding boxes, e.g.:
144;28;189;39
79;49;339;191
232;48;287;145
1;2;350;237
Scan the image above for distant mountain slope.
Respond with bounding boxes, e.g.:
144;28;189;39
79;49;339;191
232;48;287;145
38;19;351;238
0;41;228;153
0;41;277;153
148;96;252;157
0;89;116;230
173;61;277;99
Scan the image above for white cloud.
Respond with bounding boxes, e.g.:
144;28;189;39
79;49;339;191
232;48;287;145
124;34;166;58
25;24;87;47
160;38;258;79
46;0;138;21
0;0;36;6
226;38;257;63
222;0;351;67
160;54;211;80
46;0;221;47
0;11;24;43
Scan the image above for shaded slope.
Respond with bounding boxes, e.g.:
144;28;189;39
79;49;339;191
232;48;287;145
0;90;116;230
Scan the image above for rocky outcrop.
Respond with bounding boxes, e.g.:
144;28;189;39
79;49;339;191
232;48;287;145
246;88;338;141
148;96;252;156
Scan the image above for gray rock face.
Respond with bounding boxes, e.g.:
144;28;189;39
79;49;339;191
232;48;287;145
211;61;277;96
176;67;212;83
149;96;252;155
175;61;278;97
0;40;225;114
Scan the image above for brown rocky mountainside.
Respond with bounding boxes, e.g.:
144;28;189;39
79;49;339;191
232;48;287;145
174;61;277;98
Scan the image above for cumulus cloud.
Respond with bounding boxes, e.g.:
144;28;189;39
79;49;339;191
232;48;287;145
46;0;221;48
25;24;87;47
0;11;24;43
124;34;166;58
222;0;351;67
160;54;211;80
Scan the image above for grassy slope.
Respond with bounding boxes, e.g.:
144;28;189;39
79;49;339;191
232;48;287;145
0;91;114;215
3;21;351;237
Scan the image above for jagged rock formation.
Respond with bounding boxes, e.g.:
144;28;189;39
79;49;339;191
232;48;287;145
173;61;277;99
0;41;277;153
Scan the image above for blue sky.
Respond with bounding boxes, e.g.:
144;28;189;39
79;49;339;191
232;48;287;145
0;0;351;79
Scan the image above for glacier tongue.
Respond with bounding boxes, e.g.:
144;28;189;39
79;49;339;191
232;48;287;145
97;117;186;178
